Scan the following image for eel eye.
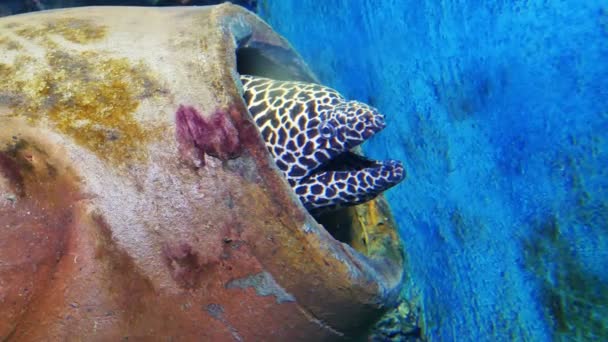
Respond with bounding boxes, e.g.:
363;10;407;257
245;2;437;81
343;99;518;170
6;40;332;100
319;121;336;140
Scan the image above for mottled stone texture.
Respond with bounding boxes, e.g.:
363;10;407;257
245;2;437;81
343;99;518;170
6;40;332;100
0;4;404;341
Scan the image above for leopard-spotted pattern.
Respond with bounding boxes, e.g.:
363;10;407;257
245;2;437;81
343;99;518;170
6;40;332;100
240;75;404;212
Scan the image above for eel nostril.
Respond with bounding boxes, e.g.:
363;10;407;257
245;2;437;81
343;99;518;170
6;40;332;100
372;114;386;128
374;114;386;128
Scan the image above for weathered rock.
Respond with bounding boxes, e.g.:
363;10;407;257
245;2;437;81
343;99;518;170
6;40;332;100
0;4;405;340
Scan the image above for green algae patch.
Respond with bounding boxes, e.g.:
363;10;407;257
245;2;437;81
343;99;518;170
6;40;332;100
522;215;608;340
0;48;165;164
526;130;608;340
14;18;107;44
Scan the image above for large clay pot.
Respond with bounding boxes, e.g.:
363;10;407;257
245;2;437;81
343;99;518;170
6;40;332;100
0;4;405;341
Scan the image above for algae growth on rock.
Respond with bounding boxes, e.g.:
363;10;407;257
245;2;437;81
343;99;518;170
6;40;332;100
0;18;167;164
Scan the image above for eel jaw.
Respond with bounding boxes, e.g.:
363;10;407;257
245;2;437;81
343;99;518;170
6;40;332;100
295;151;405;213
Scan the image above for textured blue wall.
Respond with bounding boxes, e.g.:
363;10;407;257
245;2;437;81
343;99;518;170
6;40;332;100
260;1;608;340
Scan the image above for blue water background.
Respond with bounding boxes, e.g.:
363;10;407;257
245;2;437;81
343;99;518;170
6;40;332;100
260;1;608;340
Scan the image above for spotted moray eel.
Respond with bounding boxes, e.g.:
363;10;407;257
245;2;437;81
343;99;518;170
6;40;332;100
240;75;405;213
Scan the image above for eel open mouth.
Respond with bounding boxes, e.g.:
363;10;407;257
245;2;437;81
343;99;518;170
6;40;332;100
317;151;394;173
304;151;406;214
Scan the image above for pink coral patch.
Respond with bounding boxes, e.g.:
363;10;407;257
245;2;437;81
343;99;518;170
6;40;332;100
175;105;241;167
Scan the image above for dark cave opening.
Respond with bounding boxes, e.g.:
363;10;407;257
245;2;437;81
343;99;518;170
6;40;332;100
236;47;287;80
235;46;317;83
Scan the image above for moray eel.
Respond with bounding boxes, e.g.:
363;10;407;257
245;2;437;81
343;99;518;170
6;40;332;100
240;75;405;212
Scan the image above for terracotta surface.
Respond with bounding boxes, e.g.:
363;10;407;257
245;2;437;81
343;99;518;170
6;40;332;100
0;5;404;341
